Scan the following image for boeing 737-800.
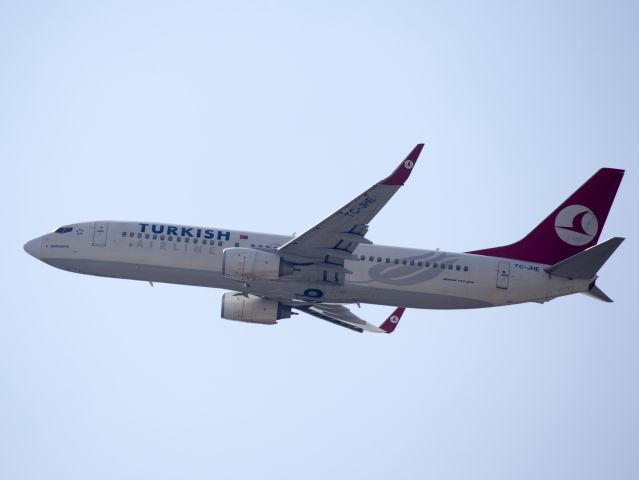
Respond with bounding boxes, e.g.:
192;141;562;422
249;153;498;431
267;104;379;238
24;145;625;333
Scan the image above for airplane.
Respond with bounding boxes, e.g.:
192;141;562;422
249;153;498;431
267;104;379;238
24;144;625;333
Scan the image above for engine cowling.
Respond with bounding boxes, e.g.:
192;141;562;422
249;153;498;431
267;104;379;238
220;293;291;325
222;247;293;282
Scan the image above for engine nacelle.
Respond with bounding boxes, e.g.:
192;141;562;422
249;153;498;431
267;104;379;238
220;293;291;325
222;247;293;282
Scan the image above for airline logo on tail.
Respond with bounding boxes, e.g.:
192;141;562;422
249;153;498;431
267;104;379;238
554;204;598;246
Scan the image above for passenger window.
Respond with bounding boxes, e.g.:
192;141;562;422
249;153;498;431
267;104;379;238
193;238;198;244
448;264;453;270
410;260;415;266
145;234;150;239
137;233;142;239
402;260;407;265
167;236;173;241
464;266;469;272
386;258;390;263
456;265;460;271
369;256;374;261
235;242;239;247
433;263;438;268
377;257;382;262
153;234;158;240
394;259;399;264
122;232;127;237
218;241;223;246
417;261;423;266
360;255;365;261
425;262;430;268
160;235;165;241
202;239;207;245
129;232;135;238
185;238;190;243
177;237;181;242
441;264;446;269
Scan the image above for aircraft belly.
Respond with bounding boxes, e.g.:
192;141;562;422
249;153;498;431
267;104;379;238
353;286;493;309
43;258;238;289
246;282;494;309
43;253;588;311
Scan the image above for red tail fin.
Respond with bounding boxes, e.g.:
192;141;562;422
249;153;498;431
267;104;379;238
468;168;624;265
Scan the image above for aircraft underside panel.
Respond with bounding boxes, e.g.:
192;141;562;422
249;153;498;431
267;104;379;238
43;257;497;310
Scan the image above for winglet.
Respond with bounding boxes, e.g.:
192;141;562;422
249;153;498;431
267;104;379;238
381;144;424;186
378;307;405;333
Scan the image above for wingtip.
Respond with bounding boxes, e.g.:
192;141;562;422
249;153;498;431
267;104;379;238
379;307;405;333
381;144;424;186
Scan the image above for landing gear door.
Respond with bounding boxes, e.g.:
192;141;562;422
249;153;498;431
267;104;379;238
92;222;108;247
496;261;510;289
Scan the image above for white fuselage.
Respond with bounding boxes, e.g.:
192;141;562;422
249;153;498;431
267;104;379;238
27;221;591;309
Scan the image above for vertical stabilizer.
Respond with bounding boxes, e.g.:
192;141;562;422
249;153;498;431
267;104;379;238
468;168;624;265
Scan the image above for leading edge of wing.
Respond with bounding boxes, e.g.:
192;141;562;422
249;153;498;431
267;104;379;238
277;144;425;263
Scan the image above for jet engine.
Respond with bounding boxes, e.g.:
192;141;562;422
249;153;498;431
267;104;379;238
220;293;291;325
222;247;294;282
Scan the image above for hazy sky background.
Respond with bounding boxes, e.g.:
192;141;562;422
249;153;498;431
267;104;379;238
2;1;638;479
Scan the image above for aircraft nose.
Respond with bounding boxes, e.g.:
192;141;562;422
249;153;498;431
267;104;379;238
24;238;41;259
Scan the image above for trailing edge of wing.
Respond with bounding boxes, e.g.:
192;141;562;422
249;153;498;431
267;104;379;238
295;304;406;334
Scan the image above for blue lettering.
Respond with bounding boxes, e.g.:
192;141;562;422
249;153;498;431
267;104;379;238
140;224;225;239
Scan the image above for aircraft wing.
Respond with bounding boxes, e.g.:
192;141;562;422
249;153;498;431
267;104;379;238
277;144;424;282
294;303;405;333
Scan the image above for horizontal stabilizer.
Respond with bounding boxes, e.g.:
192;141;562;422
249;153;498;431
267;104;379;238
582;284;614;303
545;237;624;280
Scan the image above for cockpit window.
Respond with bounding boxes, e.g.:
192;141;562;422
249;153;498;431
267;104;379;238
54;226;73;234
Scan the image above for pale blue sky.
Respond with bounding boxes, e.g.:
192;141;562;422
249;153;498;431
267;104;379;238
2;1;638;479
